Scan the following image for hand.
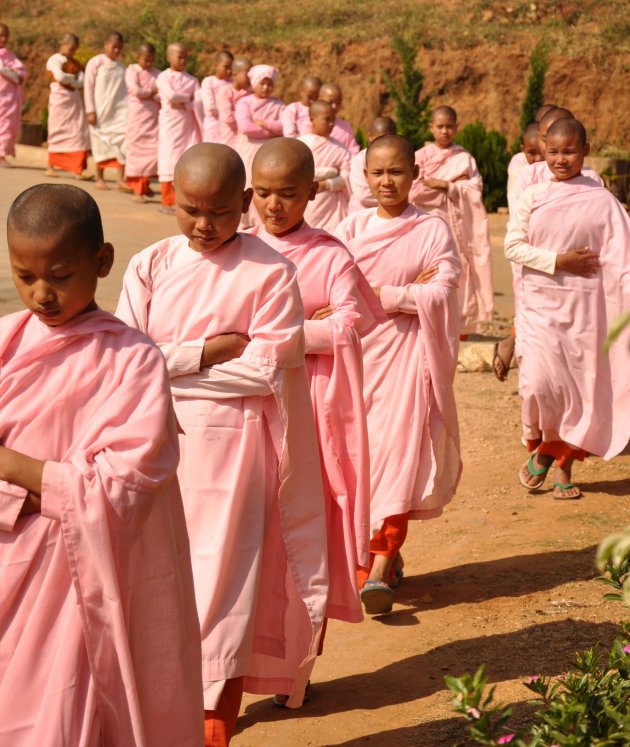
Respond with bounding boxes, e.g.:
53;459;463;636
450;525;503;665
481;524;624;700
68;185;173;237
372;287;381;300
18;492;41;517
172;101;186;110
425;177;449;190
87;112;97;126
253;119;266;128
311;305;334;320
201;333;250;366
413;265;439;284
317;181;328;193
555;248;600;277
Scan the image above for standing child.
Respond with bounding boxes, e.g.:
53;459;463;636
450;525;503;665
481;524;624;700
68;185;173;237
216;56;251;147
411;105;494;336
281;75;321;137
200;50;233;142
124;42;160;202
84;31;128;190
505;119;630;499
298;100;350;233
249;137;384;701
45;33;92;179
348;116;397;213
0;23;26;167
0;184;204;746
318;82;360;155
335;135;462;613
156;42;202;214
116;143;328;744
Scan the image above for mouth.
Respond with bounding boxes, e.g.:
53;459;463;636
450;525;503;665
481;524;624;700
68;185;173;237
35;308;60;319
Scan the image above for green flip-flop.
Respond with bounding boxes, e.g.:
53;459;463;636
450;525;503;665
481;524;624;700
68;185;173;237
553;482;582;500
518;448;553;490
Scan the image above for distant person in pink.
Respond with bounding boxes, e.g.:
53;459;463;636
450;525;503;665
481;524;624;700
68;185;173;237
335;135;462;615
45;33;92;179
0;23;26;167
505;119;630;500
318;82;360;156
0;183;204;746
116;144;328;744
410;105;494;337
348;116;397;213
216;56;251;147
125;42;160;201
200;50;233;142
281;75;321;137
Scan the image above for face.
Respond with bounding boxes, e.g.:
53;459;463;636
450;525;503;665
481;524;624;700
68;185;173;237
545;132;589;181
310;109;335;137
319;89;341;114
234;69;250;88
0;27;9;48
300;82;320;107
521;136;542;164
9;227;113;326
137;52;155;70
60;41;79;58
430;112;457;149
215;57;232;79
365;144;419;212
175;175;251;253
168;46;188;72
254;76;274;98
104;38;123;60
252;160;317;237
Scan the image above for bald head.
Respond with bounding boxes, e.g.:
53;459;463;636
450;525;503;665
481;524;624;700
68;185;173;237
366;134;415;168
216;50;233;62
522;122;539;142
302;75;322;90
547;118;587;147
137;41;156;56
320;82;341;97
174;143;246;193
61;32;79;47
368;116;397;141
432;105;457;124
232;56;251;74
167;42;186;57
535;104;556;122
309;100;334;118
253;138;315;182
539;106;573;130
105;31;123;44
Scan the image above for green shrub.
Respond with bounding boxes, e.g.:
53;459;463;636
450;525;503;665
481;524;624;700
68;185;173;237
41;106;48;142
511;39;550;154
354;127;368;151
455;121;510;212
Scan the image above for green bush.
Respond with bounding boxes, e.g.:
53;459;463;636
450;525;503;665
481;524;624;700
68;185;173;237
354;126;368;151
455;121;510;212
511;39;550;154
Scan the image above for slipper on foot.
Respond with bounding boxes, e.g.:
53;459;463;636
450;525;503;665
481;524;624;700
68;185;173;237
158;205;176;215
360;580;394;614
553;482;582;500
492;342;510;382
518;448;552;490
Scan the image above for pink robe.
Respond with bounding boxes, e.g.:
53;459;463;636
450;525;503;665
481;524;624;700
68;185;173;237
46;53;90;154
514;177;630;457
335;205;462;531
507;151;528;175
124;63;160;178
331;116;359;155
200;74;231;142
116;233;328;709
0;310;203;746
84;53;127;164
348;148;377;212
411;143;494;334
156;69;202;183
299;133;350;234
216;84;250;147
281;101;311;137
0;47;26;158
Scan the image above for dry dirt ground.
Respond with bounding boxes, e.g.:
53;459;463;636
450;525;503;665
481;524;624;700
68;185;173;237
1;157;629;747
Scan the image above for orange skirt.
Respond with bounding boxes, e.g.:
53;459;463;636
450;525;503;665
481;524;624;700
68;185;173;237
48;150;88;176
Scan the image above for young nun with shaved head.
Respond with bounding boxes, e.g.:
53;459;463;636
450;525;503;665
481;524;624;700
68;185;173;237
200;50;233;142
0;23;26;167
248;137;385;700
45;33;92;179
411;105;494;338
84;32;128;190
116;143;328;745
349;116;397;212
0;183;203;745
319;82;360;155
281;75;322;137
156;42;202;213
335;135;462;614
215;56;252;147
505;118;630;499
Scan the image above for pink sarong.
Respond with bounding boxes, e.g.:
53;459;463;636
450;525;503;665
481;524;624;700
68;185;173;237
331;116;359;156
45;53;90;165
216;84;250;147
348;148;377;212
124;63;160;178
0;47;26;158
200;74;231;142
281;101;311;138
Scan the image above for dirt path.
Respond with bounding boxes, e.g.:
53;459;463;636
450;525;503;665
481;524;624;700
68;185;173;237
1;159;629;747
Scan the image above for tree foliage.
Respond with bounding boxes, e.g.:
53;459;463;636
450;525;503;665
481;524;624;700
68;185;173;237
511;39;550;153
455;121;510;212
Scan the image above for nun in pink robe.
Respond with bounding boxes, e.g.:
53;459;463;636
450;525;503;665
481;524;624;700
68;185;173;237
0;37;26;161
0;310;203;746
124;61;160;194
411;142;494;334
505;176;630;462
83;52;127;166
330;116;360;156
116;231;328;711
348;148;378;213
216;82;250;147
200;73;231;142
335;204;462;534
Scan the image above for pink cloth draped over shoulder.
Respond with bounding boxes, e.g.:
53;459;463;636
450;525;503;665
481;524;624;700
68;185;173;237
216;84;250;147
411;143;494;333
335;205;462;532
46;53;90;154
0;310;203;746
0;47;26;158
348;148;377;212
200;74;231;142
124;64;160;178
116;233;328;710
331;116;359;155
156;68;202;182
299;133;350;233
281;101;311;137
516;177;630;457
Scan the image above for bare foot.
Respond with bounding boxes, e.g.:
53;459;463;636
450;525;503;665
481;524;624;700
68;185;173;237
116;182;132;193
552;458;582;499
493;335;515;382
132;194;146;203
94;179;109;191
519;451;554;489
45;168;59;177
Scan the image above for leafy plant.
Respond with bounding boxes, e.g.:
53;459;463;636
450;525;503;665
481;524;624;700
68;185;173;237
511;39;550;154
454;121;510;212
354;126;368;151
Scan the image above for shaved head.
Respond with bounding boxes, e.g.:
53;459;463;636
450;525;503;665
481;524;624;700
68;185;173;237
320;82;341;97
547;117;587;147
253;137;315;183
368;116;397;139
216;50;234;62
366;134;415;168
105;31;123;44
535;104;556;122
540;106;573;130
432;105;457;123
8;184;103;253
174;143;245;193
167;42;186;57
61;32;79;46
309;99;334;118
522;122;539;143
232;56;251;73
137;41;156;56
301;75;322;90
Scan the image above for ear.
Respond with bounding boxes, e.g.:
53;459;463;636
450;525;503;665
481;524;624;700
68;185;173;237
520;144;525;153
412;163;420;180
309;181;319;201
96;242;114;278
584;142;590;157
241;187;253;214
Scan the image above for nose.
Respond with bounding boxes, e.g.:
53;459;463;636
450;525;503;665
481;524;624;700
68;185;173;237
33;281;55;305
196;215;212;232
268;194;282;211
